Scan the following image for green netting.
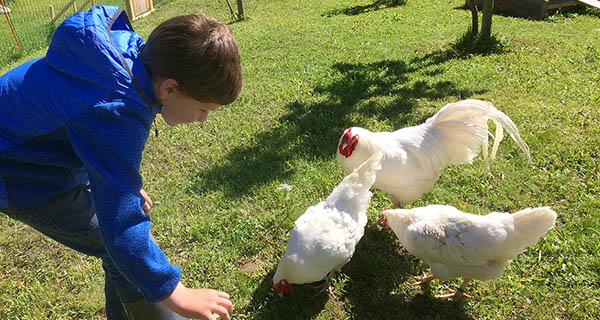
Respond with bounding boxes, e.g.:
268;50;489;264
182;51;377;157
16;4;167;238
0;0;134;68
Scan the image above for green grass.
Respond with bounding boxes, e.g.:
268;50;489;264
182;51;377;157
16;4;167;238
2;0;600;318
0;0;130;70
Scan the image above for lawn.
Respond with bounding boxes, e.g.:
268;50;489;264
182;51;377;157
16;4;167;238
0;0;127;68
1;0;600;319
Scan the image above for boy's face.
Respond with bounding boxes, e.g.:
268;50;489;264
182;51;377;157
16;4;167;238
155;78;221;126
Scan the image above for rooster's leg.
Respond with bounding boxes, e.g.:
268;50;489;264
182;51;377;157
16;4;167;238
411;273;436;286
435;279;472;299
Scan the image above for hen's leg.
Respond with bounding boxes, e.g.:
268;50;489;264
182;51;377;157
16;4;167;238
435;279;472;299
372;214;387;227
411;273;436;286
313;271;336;296
388;195;402;209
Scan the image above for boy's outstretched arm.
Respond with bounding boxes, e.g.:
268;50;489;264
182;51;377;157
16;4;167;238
161;282;232;320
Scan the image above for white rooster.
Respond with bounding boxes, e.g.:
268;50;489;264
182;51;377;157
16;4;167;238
337;99;531;208
379;205;557;298
270;151;383;296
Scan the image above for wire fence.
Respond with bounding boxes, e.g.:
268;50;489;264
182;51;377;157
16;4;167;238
0;0;162;69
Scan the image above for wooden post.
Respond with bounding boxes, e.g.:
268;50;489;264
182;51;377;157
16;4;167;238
49;5;55;20
73;0;78;12
481;0;493;39
50;0;80;24
91;0;95;6
236;0;245;18
127;0;136;20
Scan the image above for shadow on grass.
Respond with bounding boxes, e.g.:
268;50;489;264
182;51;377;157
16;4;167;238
342;226;473;319
454;2;600;19
243;226;473;318
188;56;484;198
323;0;407;17
243;264;330;319
451;3;523;19
412;29;508;68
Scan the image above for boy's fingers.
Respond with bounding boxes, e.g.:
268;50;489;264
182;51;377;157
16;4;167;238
218;297;233;314
217;291;230;299
213;306;230;320
139;188;152;213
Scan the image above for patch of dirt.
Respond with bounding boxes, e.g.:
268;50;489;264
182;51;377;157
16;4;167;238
240;257;268;275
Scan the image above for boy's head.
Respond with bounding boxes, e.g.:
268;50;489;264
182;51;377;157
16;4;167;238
142;13;242;106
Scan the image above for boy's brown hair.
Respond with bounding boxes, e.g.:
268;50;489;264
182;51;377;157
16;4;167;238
141;14;242;105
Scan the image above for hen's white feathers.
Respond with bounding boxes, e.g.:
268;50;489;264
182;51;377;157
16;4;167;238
272;151;382;287
337;99;531;207
383;205;556;281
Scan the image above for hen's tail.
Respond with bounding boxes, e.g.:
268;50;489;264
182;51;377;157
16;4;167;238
503;207;556;258
426;99;531;166
326;151;383;212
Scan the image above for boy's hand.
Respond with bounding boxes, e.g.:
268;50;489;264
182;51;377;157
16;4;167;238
140;188;153;214
161;282;232;320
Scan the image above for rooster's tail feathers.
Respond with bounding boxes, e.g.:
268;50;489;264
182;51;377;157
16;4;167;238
429;99;531;165
483;108;531;164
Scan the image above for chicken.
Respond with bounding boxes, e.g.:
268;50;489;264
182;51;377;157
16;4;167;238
271;151;383;296
337;99;531;208
379;205;557;298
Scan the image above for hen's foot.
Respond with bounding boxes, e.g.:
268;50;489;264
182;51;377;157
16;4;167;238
411;273;436;286
435;282;472;299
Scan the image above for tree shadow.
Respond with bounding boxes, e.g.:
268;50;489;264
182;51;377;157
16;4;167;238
454;2;600;19
411;30;508;68
323;0;408;17
545;4;600;19
341;226;474;319
452;3;523;19
187;57;484;198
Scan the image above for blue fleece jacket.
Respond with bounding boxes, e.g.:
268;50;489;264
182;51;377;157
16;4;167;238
0;6;181;302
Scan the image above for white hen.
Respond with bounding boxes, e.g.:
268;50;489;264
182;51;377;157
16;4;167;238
380;205;557;298
271;151;382;296
337;99;531;208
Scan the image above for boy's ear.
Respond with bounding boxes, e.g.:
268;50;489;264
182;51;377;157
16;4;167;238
157;78;179;99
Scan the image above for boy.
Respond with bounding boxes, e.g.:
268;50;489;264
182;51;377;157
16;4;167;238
0;5;242;320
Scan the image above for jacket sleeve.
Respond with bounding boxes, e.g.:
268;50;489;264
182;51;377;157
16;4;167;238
65;101;181;302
